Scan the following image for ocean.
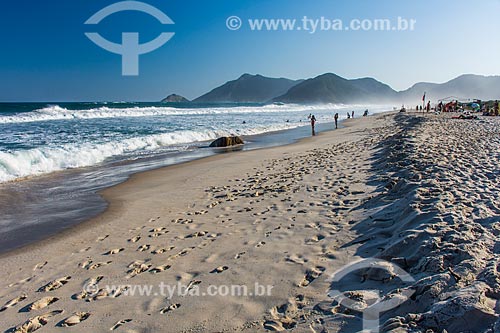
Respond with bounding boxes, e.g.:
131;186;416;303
0;102;389;252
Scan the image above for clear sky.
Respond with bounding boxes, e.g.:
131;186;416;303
1;0;499;101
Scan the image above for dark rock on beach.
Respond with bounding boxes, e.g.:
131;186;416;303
209;136;244;148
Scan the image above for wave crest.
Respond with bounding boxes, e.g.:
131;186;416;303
0;104;347;124
0;123;300;182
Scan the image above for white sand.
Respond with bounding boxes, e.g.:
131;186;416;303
0;112;498;332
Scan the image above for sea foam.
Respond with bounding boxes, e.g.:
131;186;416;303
0;123;301;182
0;104;347;124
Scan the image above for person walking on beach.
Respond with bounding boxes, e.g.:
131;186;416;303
334;113;339;129
427;101;431;112
347;112;351;119
351;111;354;118
310;114;317;136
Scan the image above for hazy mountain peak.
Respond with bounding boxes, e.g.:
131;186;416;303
399;74;500;102
273;73;397;104
193;74;303;103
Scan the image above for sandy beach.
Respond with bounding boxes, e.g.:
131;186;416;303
1;111;499;332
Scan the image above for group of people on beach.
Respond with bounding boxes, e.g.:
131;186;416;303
308;110;368;136
414;101;432;112
415;100;500;116
483;101;500;116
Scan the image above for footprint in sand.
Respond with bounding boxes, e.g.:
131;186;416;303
255;241;266;248
149;232;168;238
151;246;175;254
149;227;169;238
58;312;91;327
149;264;172;274
103;248;124;255
206;233;219;239
186;280;202;291
264;320;290;331
148;217;161;223
78;247;92;253
73;276;104;300
168;247;195;260
193;210;208;215
85;285;129;302
79;258;93;269
172;218;193;225
33;261;48;271
128;236;141;243
234;252;246;259
127;261;151;279
305;234;326;244
0;294;27;312
26;297;59;312
8;276;33;288
299;266;326;287
88;261;113;270
160;303;181;314
207;201;221;209
285;254;307;265
150;227;167;233
110;319;133;331
185;231;208;239
210;266;229;274
85;275;105;286
96;235;109;242
137;244;152;252
306;222;321;230
10;310;63;333
37;276;71;292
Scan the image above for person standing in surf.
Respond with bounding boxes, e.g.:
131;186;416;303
334;113;339;129
310;115;317;136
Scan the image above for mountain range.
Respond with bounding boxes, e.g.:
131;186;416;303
193;74;303;103
163;73;500;105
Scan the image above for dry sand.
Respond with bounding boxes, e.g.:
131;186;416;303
0;112;499;332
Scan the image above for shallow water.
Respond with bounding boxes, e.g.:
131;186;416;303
0;103;389;253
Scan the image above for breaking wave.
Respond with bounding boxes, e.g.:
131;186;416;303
0;123;300;182
0;104;348;124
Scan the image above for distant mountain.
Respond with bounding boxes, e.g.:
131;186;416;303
161;94;189;103
400;74;500;103
193;74;303;103
169;73;500;105
273;73;398;104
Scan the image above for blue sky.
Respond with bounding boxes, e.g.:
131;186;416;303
1;0;499;101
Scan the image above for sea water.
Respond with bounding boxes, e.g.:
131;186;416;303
0;102;389;252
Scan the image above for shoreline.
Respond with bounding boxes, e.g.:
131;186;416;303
0;116;348;255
